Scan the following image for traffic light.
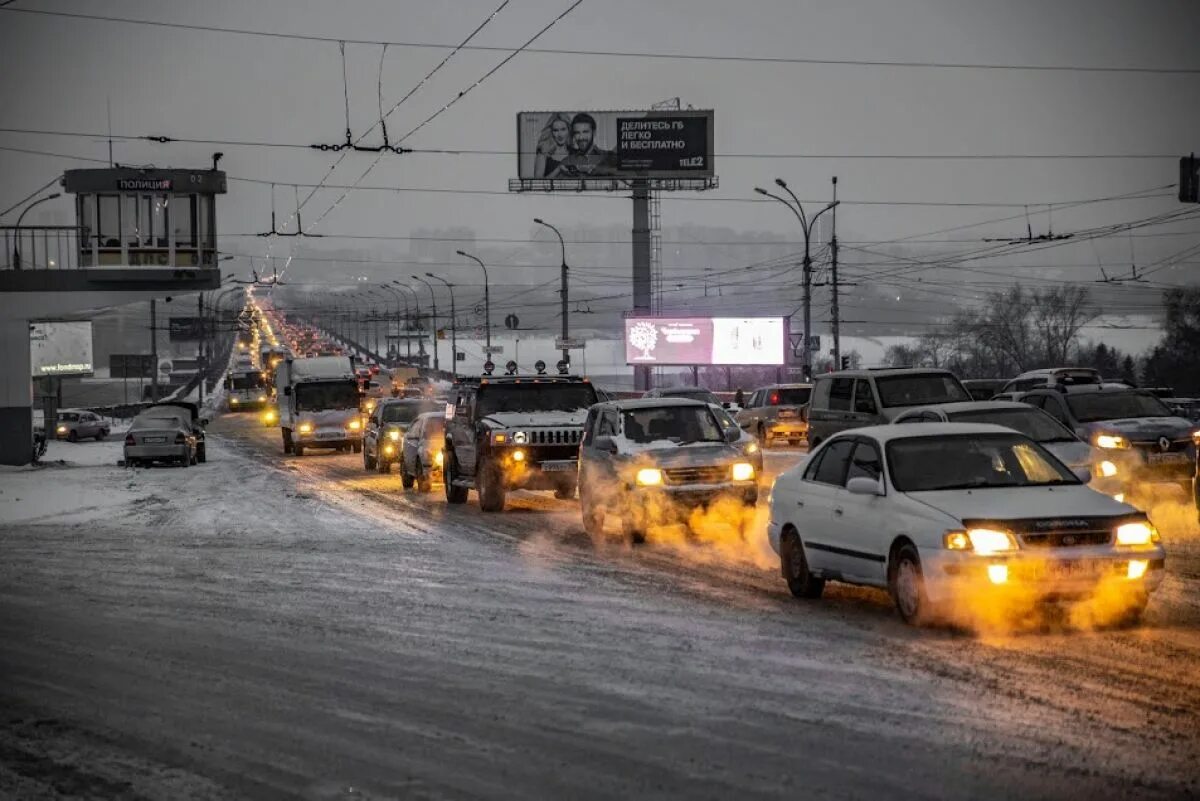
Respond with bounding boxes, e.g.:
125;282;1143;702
1181;155;1199;204
840;356;851;370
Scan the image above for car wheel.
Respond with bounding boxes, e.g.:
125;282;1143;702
190;450;199;466
444;451;468;504
67;430;78;443
581;489;605;536
282;430;293;455
196;443;206;463
351;442;362;454
889;544;931;626
96;430;108;441
781;530;824;599
377;455;390;474
180;453;190;468
554;478;576;500
364;447;377;471
416;463;432;493
478;460;506;512
1114;591;1150;628
621;514;647;545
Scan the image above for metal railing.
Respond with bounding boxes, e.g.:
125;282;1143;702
0;225;84;271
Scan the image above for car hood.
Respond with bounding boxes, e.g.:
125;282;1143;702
1042;440;1094;469
1080;417;1196;441
908;484;1133;523
482;411;588;428
300;409;359;426
619;442;740;467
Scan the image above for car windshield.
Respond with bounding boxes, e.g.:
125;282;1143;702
948;409;1077;442
622;406;725;444
876;374;971;407
382;403;433;424
132;414;184;430
421;416;445;438
710;406;738;430
231;374;265;390
769;387;811;405
887;433;1079;492
295;381;360;411
477;384;598;415
1065;392;1174;422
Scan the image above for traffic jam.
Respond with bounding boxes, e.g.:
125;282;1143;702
219;299;1197;633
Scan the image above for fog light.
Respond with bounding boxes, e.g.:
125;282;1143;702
348;419;361;431
383;444;395;456
1098;460;1118;478
230;398;239;405
636;468;663;486
298;422;313;434
731;462;755;482
388;429;401;442
511;449;525;462
1127;559;1149;580
987;564;1009;585
434;450;444;467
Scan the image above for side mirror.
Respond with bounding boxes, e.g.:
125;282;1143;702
725;426;741;443
593;435;618;453
722;402;731;409
846;476;884;496
200;418;210;427
1073;467;1092;484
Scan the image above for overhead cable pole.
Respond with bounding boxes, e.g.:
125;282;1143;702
426;274;457;379
412;275;439;374
831;175;840;368
534;218;569;369
457;250;491;354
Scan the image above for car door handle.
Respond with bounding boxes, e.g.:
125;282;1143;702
833;507;844;516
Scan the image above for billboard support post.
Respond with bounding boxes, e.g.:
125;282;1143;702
150;299;158;401
632;181;652;391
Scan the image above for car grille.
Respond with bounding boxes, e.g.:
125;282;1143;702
664;465;728;485
1131;438;1192;454
1019;530;1111;548
523;428;581;445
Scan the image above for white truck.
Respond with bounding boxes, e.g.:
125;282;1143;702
276;356;364;456
224;368;271;411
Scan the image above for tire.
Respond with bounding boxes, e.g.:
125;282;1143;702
294;443;305;457
554;478;577;501
478;460;506;512
282;430;293;455
364;446;377;471
197;443;206;463
96;430;107;441
180;453;190;468
416;463;432;493
889;543;931;626
581;489;605;536
622;514;647;545
351;442;362;454
377;455;390;474
67;430;78;443
781;530;825;598
444;450;468;505
1115;592;1149;628
190;450;199;466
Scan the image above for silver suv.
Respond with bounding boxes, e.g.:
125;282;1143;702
578;398;758;543
807;368;971;447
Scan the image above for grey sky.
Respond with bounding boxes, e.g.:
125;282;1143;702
2;0;1198;335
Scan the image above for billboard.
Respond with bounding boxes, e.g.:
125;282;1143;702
169;316;205;341
518;110;714;180
624;317;784;366
30;321;94;377
110;354;156;378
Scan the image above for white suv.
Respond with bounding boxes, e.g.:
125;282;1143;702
768;422;1164;626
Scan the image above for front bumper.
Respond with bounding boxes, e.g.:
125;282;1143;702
765;419;808;440
633;483;759;512
296;427;363;448
920;545;1166;606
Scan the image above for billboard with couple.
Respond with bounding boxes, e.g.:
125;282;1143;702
517;110;714;181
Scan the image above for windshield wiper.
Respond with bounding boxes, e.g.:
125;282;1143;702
921;481;1012;491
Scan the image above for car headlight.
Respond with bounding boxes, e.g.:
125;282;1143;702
1115;521;1159;547
944;528;1018;555
636;468;663;486
298;422;313;434
434;450;444;467
383;444;395;456
1097;460;1118;478
388;429;401;441
1192;430;1200;445
230;398;239;405
512;431;528;444
263;410;277;423
1094;433;1129;450
731;462;755;482
348;419;361;431
56;425;67;434
744;441;759;454
257;395;267;402
511;449;525;462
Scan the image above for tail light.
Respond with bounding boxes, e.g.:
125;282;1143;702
174;432;186;444
125;434;135;446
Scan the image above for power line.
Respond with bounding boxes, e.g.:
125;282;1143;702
5;6;1199;75
0;174;62;218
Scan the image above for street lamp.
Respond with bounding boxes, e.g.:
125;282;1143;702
456;249;490;353
412;275;439;374
425;274;457;379
533;218;570;369
12;192;61;270
753;180;838;379
376;284;408;363
392;281;423;364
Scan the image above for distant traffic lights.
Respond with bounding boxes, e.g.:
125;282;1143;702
1181;154;1199;203
840;356;851;370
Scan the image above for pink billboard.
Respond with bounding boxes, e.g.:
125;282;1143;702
624;317;785;366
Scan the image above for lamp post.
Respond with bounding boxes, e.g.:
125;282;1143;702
753;180;839;379
534;218;569;369
425;274;457;379
412;275;439;374
456;249;490;353
377;284;407;363
12;192;61;270
392;281;421;363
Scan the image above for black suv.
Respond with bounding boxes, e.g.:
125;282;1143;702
443;374;599;512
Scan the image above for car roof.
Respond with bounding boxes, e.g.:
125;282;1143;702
893;400;1032;416
816;367;956;378
1026;385;1149;396
603;397;712;410
653;387;716;394
755;383;812;390
414;411;444;420
828;421;1021;444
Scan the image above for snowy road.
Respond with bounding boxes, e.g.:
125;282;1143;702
2;413;1199;799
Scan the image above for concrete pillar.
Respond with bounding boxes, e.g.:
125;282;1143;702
0;317;33;465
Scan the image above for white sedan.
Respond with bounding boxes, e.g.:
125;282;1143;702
767;422;1165;626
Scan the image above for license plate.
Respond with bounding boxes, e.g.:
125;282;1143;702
144;436;166;443
1147;452;1189;465
317;431;342;439
777;409;797;419
1044;560;1099;579
540;460;575;472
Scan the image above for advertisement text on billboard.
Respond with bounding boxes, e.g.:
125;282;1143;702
518;110;713;181
624;317;784;366
30;321;94;377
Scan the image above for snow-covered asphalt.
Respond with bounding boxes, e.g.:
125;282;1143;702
1;413;1199;799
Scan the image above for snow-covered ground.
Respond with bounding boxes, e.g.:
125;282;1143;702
1;414;1198;799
